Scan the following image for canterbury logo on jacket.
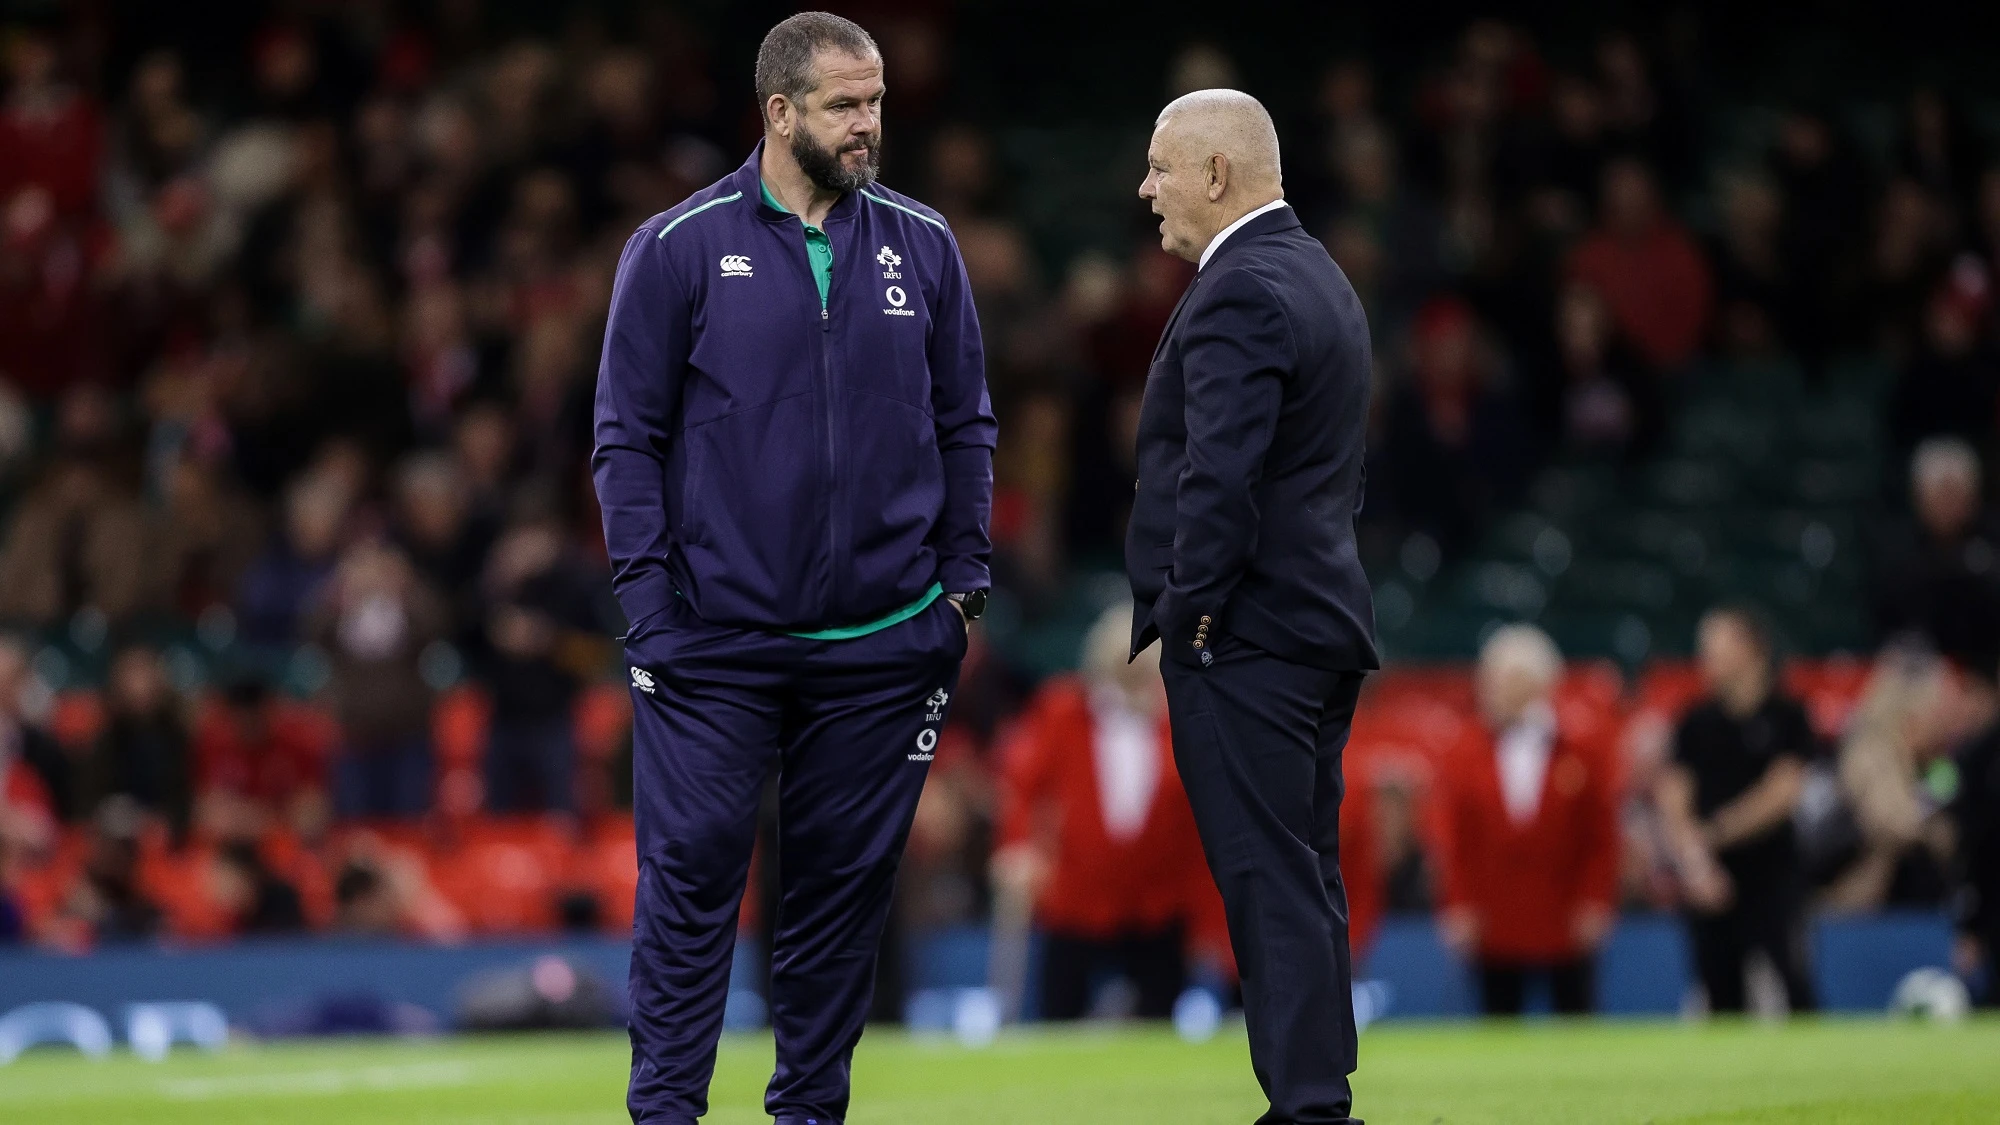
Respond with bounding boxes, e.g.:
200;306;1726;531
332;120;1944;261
593;142;997;635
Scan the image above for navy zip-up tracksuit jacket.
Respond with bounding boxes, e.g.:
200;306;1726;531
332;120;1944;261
593;142;996;635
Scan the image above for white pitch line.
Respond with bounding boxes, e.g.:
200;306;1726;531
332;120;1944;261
158;1060;476;1100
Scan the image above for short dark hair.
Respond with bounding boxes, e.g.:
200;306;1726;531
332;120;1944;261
754;12;879;110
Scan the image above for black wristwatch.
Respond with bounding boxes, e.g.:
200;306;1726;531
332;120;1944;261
949;589;988;621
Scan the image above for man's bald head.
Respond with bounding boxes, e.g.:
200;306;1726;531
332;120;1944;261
1154;89;1283;192
1140;88;1286;262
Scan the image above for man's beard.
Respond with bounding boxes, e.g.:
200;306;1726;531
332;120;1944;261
793;129;882;193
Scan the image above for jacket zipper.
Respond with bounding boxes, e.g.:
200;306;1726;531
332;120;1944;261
820;226;844;623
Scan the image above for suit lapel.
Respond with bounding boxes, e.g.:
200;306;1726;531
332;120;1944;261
1151;274;1202;364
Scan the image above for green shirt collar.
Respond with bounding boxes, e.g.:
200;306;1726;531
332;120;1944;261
761;179;834;310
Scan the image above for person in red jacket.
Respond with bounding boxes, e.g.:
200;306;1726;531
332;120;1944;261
1434;624;1620;1015
992;604;1219;1020
1567;158;1712;374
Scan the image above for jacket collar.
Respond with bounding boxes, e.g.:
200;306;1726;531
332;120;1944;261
734;139;862;227
1197;202;1300;272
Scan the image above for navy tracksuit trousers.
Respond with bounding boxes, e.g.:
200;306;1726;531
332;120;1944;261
623;593;965;1125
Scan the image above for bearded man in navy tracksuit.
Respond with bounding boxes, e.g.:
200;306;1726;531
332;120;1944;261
593;13;994;1124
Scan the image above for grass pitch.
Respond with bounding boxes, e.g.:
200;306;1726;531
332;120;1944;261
0;1018;1994;1124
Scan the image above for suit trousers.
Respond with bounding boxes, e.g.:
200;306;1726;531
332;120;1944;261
1161;637;1366;1125
622;594;966;1125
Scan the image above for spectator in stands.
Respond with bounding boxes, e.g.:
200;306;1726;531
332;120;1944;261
1890;260;1999;460
0;388;153;627
1433;625;1619;1015
1869;437;2000;652
992;605;1218;1020
1656;605;1819;1014
310;541;447;817
1950;652;2000;1005
0;28;108;397
82;643;191;837
208;838;306;935
1895;88;1985;221
1708;170;1803;361
152;455;266;619
1861;180;1959;361
1567;157;1711;374
470;511;605;813
0;638;69;823
192;675;332;839
58;796;162;944
393;451;493;633
1328;119;1449;349
1551;281;1660;461
1770;106;1868;355
332;859;399;938
235;471;350;648
329;840;464;942
1823;647;1957;911
1382;296;1530;557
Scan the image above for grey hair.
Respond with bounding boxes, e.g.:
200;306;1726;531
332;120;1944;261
1911;435;1980;493
1479;623;1564;689
754;12;880;109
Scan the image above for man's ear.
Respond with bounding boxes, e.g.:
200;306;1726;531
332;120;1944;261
766;94;793;138
1206;153;1229;202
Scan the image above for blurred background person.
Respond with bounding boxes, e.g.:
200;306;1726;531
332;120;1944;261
81;643;192;839
1433;625;1619;1015
309;541;447;818
207;837;307;936
1381;295;1530;559
235;471;351;650
991;605;1218;1021
1656;606;1819;1014
468;509;605;814
0;637;68;823
1869;437;2000;652
1822;647;1959;911
1566;157;1712;376
192;674;333;841
54;796;163;946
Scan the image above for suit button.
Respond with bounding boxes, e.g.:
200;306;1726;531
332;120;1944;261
1199;615;1212;625
1192;640;1204;649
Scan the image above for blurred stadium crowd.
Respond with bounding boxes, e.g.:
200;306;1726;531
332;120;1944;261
1;3;1998;1014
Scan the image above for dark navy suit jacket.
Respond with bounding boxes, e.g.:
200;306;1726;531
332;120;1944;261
1126;205;1379;671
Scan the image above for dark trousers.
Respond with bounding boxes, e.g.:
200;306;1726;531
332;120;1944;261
623;594;965;1125
1161;642;1366;1125
333;735;432;818
1686;876;1818;1014
1477;957;1596;1016
1039;925;1187;1021
485;715;576;813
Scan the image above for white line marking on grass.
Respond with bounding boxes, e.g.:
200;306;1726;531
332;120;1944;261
159;1060;475;1100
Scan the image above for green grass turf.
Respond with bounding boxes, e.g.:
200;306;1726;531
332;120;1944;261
0;1018;1994;1124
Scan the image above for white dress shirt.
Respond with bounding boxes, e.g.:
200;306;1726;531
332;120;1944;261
1198;199;1291;270
1495;702;1557;825
1088;687;1162;842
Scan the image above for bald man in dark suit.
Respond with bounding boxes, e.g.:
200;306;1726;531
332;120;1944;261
1129;89;1378;1125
